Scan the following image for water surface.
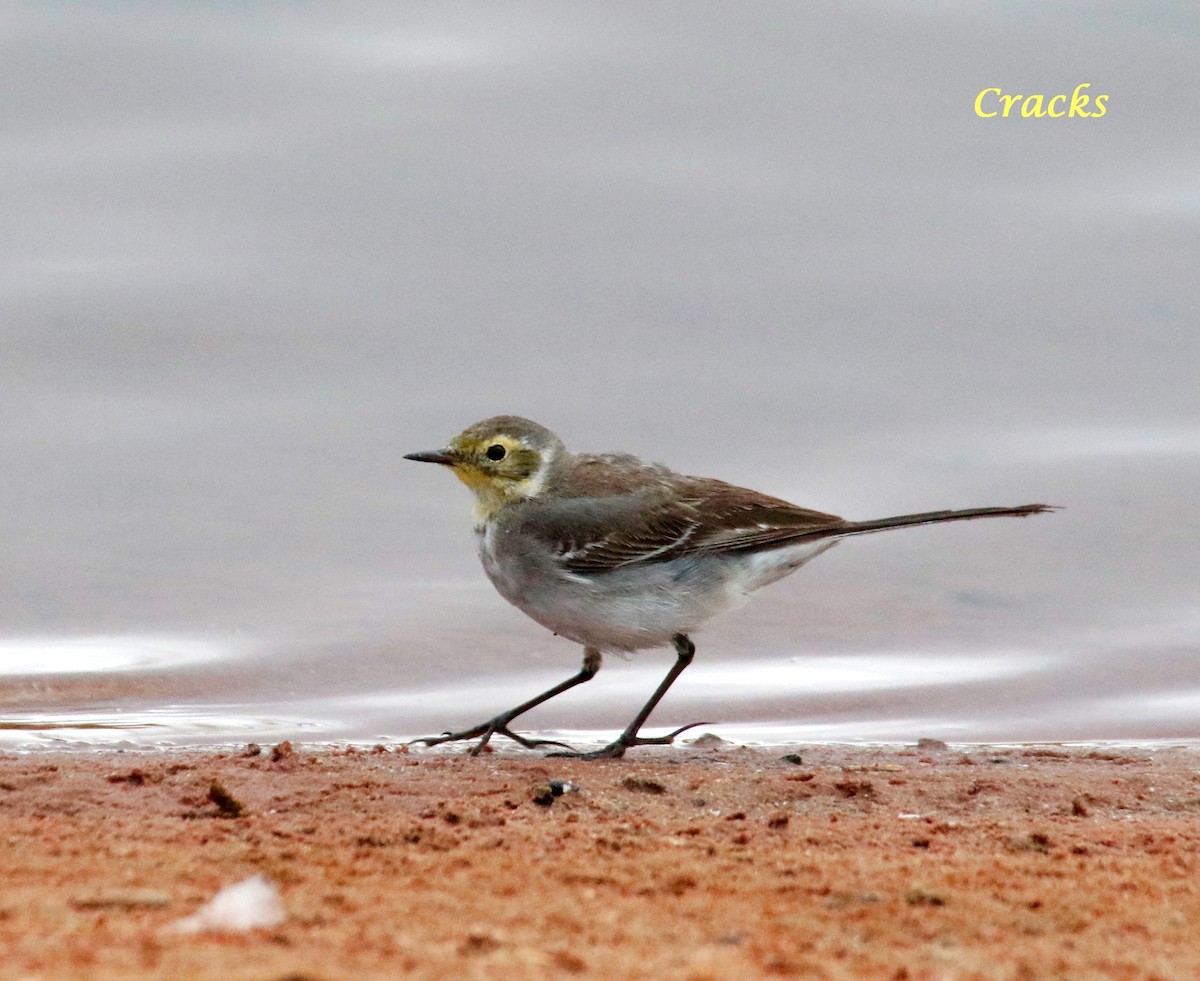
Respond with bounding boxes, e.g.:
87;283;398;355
3;3;1198;749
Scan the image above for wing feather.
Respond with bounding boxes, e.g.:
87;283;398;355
520;477;849;575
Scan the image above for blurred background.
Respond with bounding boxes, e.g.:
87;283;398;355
3;2;1198;748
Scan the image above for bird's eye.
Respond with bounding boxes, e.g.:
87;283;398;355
485;443;507;461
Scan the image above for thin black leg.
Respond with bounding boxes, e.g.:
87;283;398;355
409;648;601;755
551;634;709;760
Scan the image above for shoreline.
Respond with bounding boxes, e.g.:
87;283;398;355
5;731;1200;755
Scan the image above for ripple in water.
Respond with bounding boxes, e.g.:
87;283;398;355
0;635;237;676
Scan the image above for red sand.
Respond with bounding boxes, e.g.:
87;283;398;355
2;741;1199;980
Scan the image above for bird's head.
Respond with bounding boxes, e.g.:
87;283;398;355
405;416;566;520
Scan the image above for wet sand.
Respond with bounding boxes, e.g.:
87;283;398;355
2;740;1199;980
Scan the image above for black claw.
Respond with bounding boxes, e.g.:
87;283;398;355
404;652;701;759
548;721;711;760
509;734;575;751
406;721;577;755
646;720;711;744
549;744;625;760
492;726;575;752
404;662;599;755
405;725;488;750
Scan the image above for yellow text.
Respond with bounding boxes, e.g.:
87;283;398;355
975;83;1108;118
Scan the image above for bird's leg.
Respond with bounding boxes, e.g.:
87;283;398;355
551;634;709;760
408;648;602;755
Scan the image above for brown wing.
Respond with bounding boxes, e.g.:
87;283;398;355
678;480;850;555
527;455;1052;574
526;475;849;575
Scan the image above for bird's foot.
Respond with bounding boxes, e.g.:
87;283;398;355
548;721;710;760
408;720;575;755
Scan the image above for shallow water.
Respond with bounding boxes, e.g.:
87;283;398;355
3;4;1198;750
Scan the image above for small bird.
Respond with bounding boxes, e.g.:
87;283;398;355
405;416;1053;758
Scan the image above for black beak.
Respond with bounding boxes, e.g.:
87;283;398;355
404;450;457;465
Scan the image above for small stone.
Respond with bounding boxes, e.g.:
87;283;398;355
621;775;667;795
71;891;170;910
904;886;946;907
531;779;578;807
207;780;244;818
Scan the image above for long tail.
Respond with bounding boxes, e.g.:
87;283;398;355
840;503;1057;538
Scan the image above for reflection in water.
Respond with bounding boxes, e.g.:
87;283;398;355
0;636;236;676
2;616;1199;748
0;620;1196;750
318;651;1040;710
686;652;1039;696
0;645;1062;748
0;708;322;749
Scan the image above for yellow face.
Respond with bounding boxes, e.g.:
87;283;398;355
444;432;544;495
406;416;561;522
407;430;548;523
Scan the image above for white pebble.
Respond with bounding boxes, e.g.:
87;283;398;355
171;875;285;934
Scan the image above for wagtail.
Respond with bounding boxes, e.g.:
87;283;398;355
405;416;1053;758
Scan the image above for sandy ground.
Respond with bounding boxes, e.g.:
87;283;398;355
1;740;1199;980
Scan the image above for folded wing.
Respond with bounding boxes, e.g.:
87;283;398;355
523;479;850;575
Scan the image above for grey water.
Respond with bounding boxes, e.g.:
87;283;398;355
3;3;1199;750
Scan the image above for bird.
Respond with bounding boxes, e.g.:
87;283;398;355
404;415;1053;758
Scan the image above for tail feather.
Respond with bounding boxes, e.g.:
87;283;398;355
840;503;1058;538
